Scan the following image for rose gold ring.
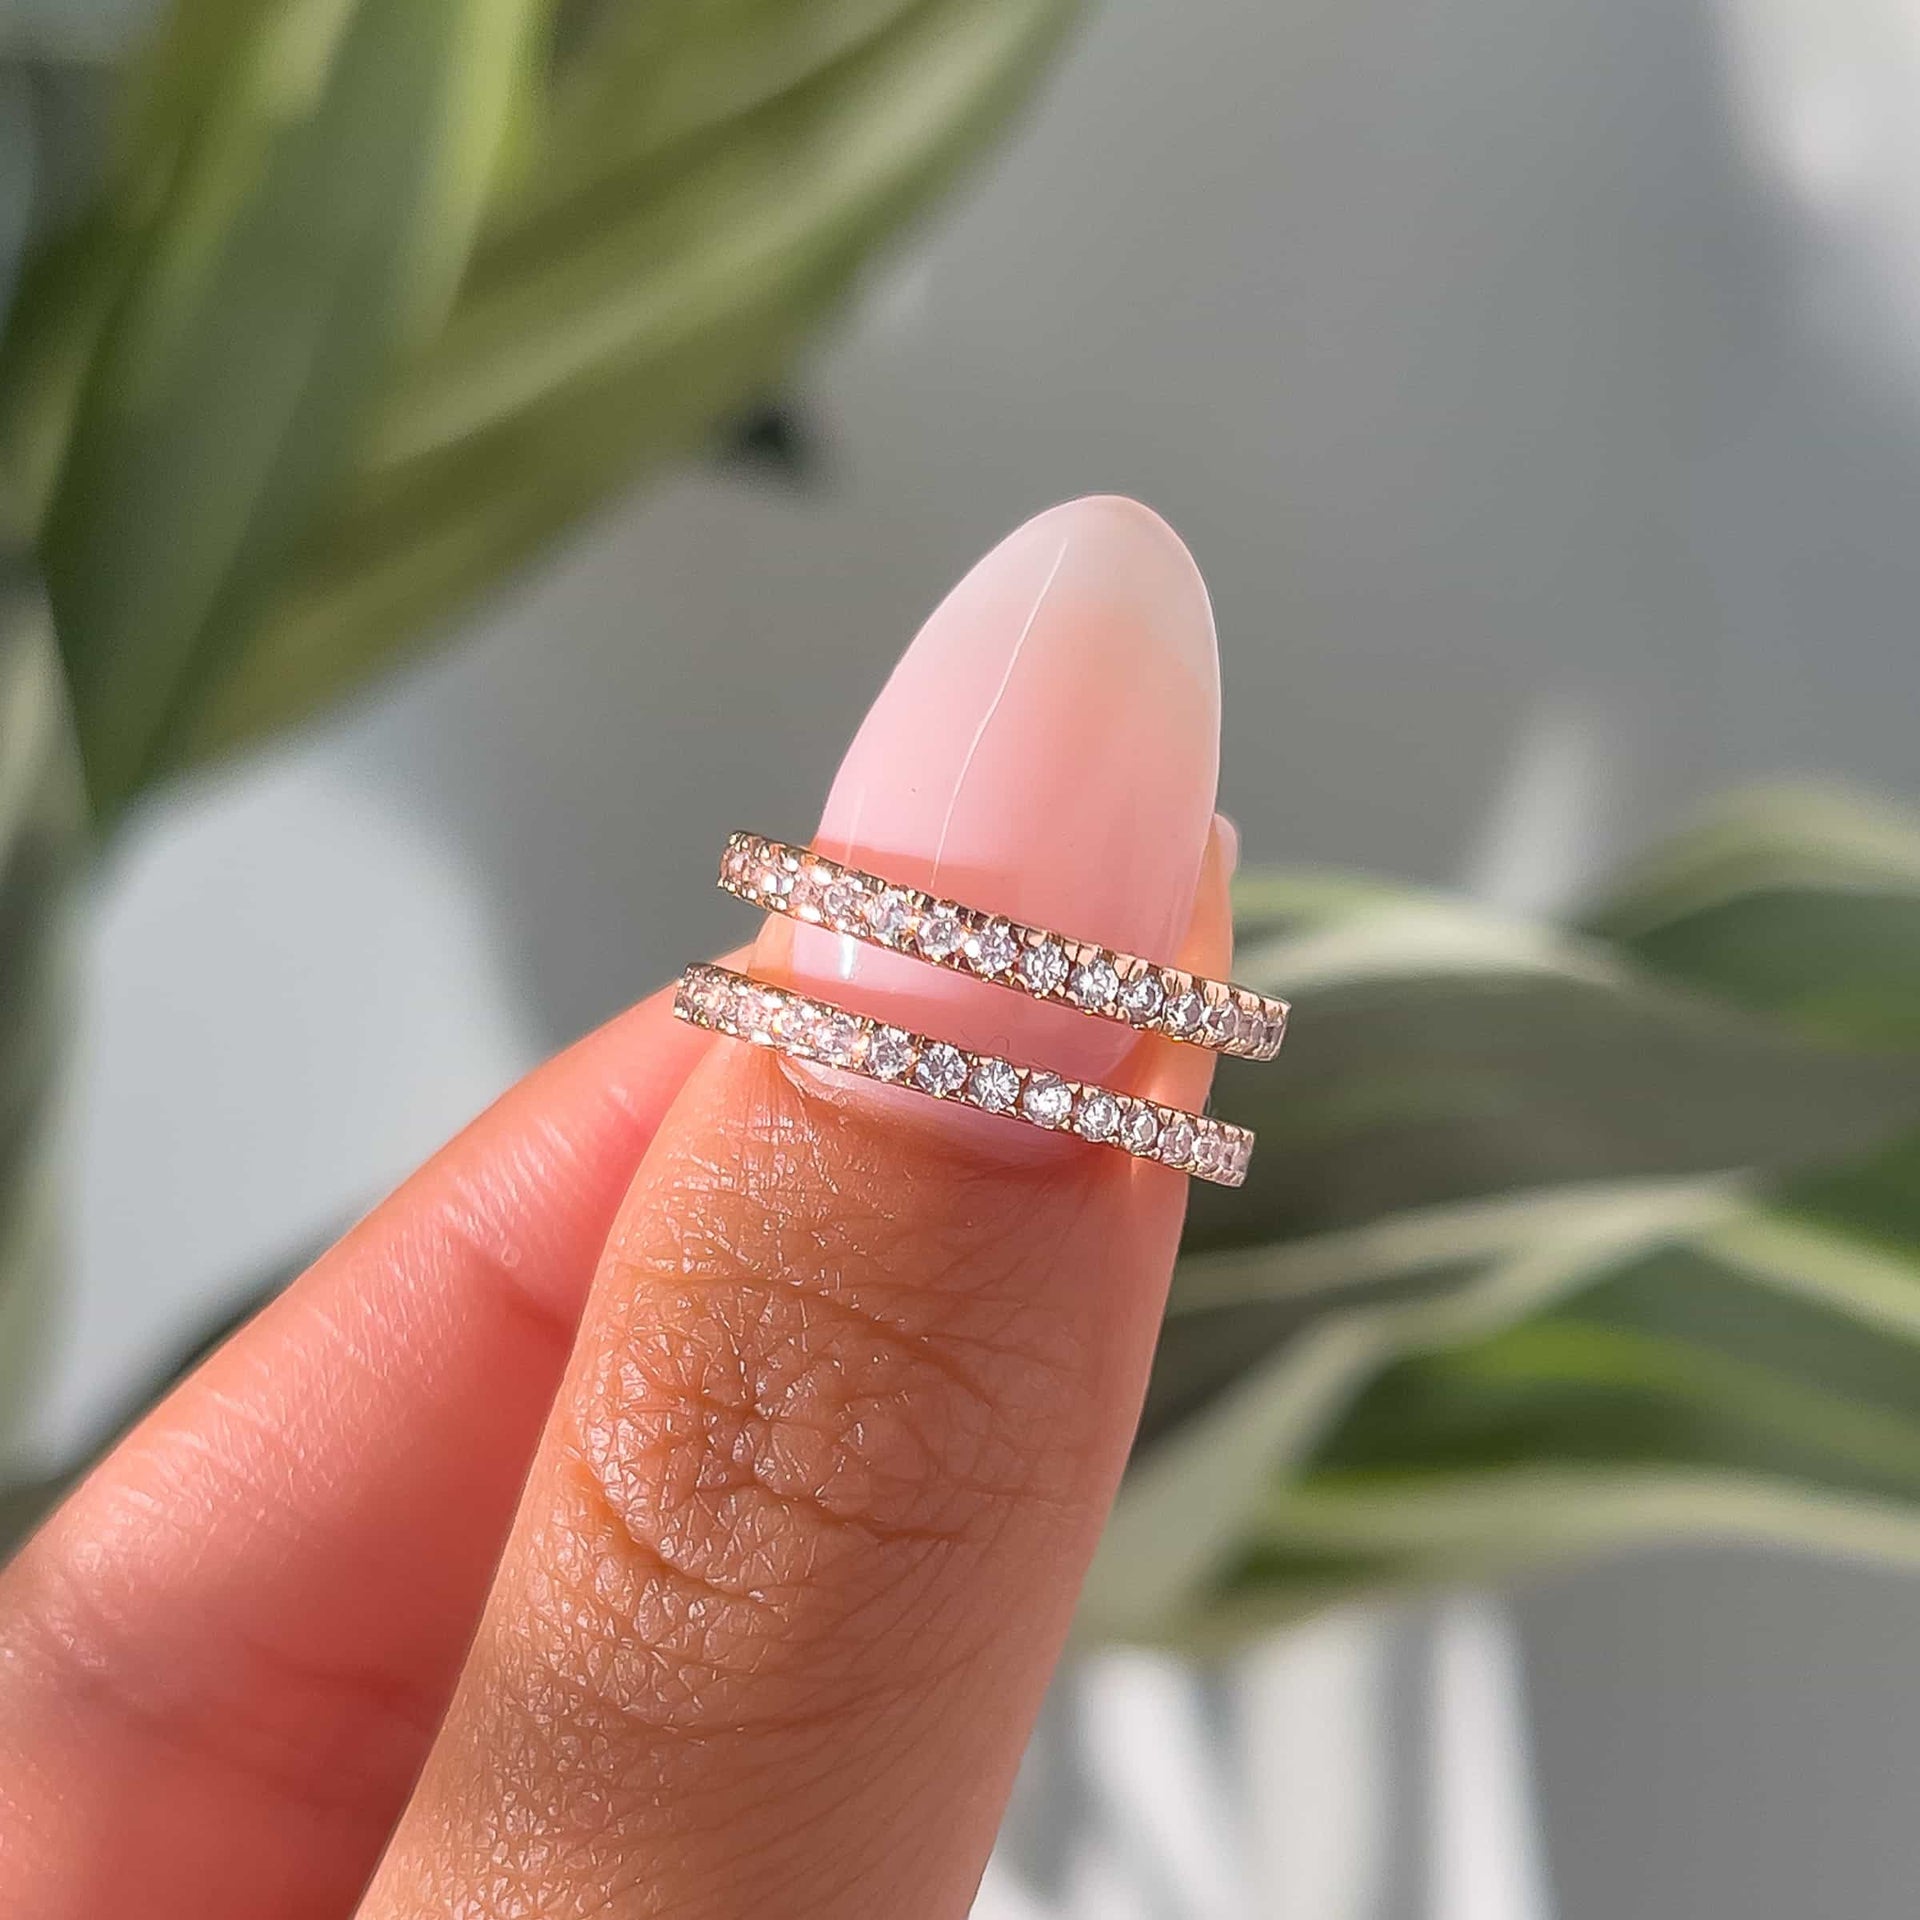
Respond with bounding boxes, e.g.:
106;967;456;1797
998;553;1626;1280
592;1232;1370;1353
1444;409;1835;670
719;833;1288;1061
674;966;1254;1187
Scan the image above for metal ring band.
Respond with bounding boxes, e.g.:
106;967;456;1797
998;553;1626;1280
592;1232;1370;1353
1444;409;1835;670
719;833;1288;1061
674;965;1254;1187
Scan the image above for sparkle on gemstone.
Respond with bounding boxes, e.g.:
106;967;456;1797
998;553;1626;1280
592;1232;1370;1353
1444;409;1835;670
811;1012;868;1067
968;920;1020;976
1020;941;1070;996
1069;956;1120;1010
867;1027;916;1081
913;1041;968;1096
1021;1072;1074;1128
866;889;917;945
754;857;795;899
788;865;829;917
1119;973;1166;1023
1165;988;1207;1035
1191;1129;1221;1176
821;874;866;927
1121;1103;1162;1154
968;1057;1022;1112
1157;1115;1197;1165
916;909;968;962
1203;998;1237;1044
768;996;811;1042
741;988;785;1038
1076;1089;1121;1140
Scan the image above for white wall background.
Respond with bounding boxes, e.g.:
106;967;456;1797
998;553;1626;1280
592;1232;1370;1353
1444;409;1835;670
23;0;1920;1912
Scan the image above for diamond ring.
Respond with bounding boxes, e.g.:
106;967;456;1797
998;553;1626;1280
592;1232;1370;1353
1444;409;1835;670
718;834;1288;1060
674;965;1254;1188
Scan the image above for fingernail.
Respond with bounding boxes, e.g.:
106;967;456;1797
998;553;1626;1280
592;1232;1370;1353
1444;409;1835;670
1213;812;1241;878
777;495;1220;1082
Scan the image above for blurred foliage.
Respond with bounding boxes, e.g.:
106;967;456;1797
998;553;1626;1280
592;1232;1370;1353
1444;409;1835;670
1084;786;1920;1647
0;559;84;1464
0;0;1076;1462
0;0;1079;818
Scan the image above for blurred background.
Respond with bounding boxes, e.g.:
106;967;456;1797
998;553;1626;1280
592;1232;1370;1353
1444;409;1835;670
6;1;1920;1915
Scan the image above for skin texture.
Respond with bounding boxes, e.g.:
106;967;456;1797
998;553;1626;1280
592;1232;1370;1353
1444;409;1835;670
378;1070;1167;1916
0;498;1233;1919
0;977;720;1918
363;838;1229;1918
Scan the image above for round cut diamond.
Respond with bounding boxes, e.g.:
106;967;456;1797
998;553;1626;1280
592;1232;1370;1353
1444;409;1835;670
821;874;866;927
1119;973;1166;1023
788;864;828;918
754;854;795;899
866;889;917;945
741;987;784;1038
1021;1072;1073;1128
1157;1115;1197;1166
1165;988;1207;1036
1203;999;1238;1046
1191;1129;1221;1177
1121;1103;1162;1155
1075;1089;1121;1141
913;1041;968;1096
916;909;968;962
1020;940;1069;996
811;1011;867;1067
867;1026;916;1082
968;920;1020;976
1069;956;1120;1010
967;1057;1021;1112
767;996;811;1042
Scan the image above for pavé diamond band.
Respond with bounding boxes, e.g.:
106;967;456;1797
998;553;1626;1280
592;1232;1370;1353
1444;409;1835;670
673;965;1254;1188
719;833;1288;1061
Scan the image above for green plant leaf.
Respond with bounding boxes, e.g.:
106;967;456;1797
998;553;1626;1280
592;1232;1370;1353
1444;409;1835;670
1090;858;1920;1650
1578;783;1920;1047
11;0;543;819
2;0;1075;808
1187;888;1920;1256
0;554;84;1456
175;0;1078;765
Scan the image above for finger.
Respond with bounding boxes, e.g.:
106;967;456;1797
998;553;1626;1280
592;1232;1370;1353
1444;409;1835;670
363;496;1230;1919
0;959;735;1920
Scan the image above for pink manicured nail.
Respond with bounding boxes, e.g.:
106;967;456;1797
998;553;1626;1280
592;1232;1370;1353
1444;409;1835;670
1212;812;1241;878
782;495;1221;1082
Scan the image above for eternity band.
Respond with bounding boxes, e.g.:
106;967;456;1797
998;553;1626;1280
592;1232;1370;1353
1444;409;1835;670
719;833;1288;1061
674;965;1254;1187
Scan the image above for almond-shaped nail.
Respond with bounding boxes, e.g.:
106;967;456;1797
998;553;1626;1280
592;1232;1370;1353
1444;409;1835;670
772;495;1221;1084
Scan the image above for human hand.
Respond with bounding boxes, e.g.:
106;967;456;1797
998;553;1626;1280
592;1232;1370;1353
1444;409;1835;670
0;496;1236;1919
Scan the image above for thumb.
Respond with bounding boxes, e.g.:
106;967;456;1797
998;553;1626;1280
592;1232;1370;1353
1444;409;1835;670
362;497;1235;1920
